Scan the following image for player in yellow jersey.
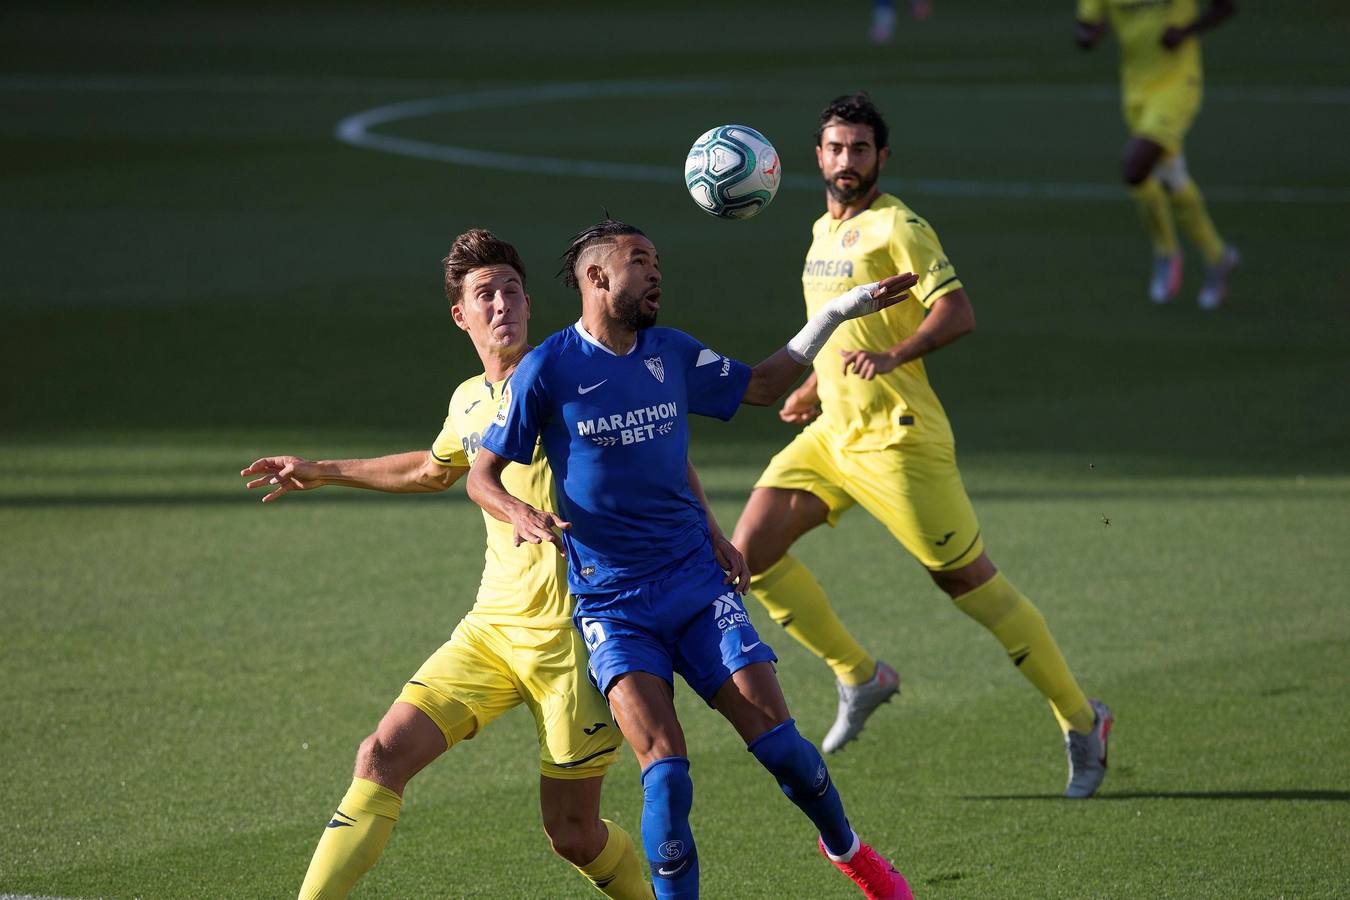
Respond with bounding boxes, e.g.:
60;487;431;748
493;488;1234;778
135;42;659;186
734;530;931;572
731;94;1114;798
1075;0;1240;309
239;230;746;897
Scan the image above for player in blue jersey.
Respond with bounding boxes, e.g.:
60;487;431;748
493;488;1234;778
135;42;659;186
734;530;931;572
468;219;919;900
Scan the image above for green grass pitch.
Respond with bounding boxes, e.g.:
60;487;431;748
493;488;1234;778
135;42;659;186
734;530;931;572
2;2;1348;897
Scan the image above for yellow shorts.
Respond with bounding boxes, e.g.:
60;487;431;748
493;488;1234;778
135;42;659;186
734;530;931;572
1124;77;1201;156
396;616;622;780
754;424;984;571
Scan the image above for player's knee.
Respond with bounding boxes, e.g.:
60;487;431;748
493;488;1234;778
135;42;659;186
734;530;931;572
354;729;426;788
1122;158;1151;187
742;541;785;578
930;555;998;598
353;731;393;778
541;810;603;866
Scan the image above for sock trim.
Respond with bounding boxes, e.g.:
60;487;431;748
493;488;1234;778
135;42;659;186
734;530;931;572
824;831;860;863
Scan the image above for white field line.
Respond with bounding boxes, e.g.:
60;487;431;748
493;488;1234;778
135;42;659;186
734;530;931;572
2;73;1345;203
332;81;1350;204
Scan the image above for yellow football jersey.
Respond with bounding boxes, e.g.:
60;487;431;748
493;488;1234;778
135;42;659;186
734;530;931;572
801;193;962;451
431;370;570;628
1078;0;1203;97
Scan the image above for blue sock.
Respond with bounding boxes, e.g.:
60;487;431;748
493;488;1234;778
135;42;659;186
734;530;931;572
747;719;853;856
640;757;699;899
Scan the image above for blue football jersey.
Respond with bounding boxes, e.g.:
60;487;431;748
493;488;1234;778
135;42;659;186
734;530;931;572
481;322;752;594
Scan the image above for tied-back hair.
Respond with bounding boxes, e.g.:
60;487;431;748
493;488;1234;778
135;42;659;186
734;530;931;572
557;218;647;291
815;92;889;150
442;228;526;304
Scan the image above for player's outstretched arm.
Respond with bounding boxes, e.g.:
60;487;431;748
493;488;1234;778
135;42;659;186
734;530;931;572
686;460;750;594
839;287;975;381
466;447;570;552
240;451;462;503
1161;0;1237;50
741;273;918;406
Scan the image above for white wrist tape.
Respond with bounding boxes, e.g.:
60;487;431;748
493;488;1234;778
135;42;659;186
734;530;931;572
785;281;881;364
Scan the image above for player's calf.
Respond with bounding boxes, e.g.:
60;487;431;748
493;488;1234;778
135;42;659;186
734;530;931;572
748;719;854;854
640;757;699;899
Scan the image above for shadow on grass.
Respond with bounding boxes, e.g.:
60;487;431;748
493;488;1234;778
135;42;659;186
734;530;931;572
964;790;1350;802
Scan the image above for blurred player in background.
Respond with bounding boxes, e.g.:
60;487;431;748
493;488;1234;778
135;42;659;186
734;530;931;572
468;218;918;899
732;94;1113;798
870;0;932;45
1075;0;1240;309
241;229;656;899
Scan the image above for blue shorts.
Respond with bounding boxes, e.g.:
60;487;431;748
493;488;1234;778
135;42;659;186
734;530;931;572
575;554;778;703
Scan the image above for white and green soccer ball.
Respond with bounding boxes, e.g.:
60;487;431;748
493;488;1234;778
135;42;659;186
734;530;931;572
683;125;781;220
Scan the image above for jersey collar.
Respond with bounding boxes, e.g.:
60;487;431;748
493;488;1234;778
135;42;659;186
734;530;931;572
573;319;640;357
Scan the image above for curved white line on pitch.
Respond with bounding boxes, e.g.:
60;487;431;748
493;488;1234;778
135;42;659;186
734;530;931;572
334;81;1350;204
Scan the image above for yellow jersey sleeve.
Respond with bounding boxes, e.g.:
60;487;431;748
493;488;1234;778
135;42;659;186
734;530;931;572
430;411;468;468
889;214;962;309
1076;0;1106;23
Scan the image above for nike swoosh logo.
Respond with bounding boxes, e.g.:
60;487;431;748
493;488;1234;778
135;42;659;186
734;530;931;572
740;641;762;653
578;380;607;395
657;857;692;878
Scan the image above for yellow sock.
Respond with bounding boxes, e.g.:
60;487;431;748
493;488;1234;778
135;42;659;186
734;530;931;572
576;819;653;900
1129;178;1179;256
751;554;874;685
298;777;402;900
953;573;1093;734
1169;180;1226;264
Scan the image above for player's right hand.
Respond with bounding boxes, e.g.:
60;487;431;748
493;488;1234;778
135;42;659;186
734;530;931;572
779;388;821;425
241;455;319;503
510;506;571;554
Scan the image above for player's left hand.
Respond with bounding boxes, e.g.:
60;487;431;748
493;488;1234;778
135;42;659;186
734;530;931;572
832;273;919;320
839;348;901;380
711;532;751;595
1160;25;1189;50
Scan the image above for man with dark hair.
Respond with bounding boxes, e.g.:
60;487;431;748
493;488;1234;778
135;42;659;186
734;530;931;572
468;219;918;899
1075;0;1239;308
731;94;1114;798
242;228;666;899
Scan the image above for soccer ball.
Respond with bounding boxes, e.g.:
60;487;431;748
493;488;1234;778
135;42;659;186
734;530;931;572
683;125;781;220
